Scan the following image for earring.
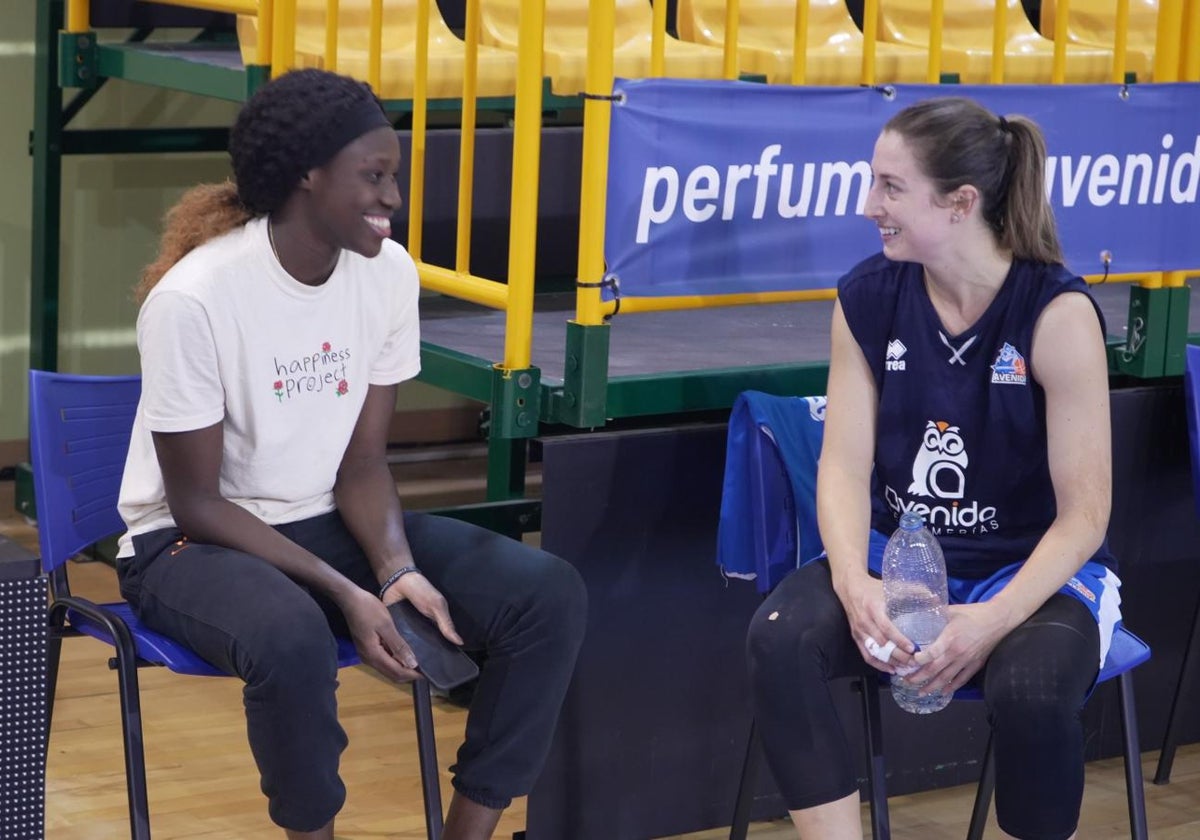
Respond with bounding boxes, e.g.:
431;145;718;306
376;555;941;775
951;212;963;223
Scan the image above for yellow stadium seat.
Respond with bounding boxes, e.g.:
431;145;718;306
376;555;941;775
479;0;726;96
1040;0;1157;81
237;1;518;100
876;0;1116;82
677;0;932;84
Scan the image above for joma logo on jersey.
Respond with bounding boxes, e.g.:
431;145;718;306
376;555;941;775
885;339;907;371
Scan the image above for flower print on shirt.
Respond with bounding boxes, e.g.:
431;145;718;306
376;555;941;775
271;340;353;402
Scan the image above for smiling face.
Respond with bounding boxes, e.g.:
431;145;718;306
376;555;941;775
864;130;959;265
304;125;402;259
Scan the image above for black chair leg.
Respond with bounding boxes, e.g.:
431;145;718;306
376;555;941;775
858;677;890;840
44;612;66;760
728;718;758;840
966;731;995;840
1117;672;1149;840
111;639;152;839
412;679;444;840
1154;591;1200;785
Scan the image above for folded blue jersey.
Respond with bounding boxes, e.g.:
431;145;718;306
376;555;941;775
716;390;826;585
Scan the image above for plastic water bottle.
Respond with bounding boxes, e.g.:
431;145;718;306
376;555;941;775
882;511;951;714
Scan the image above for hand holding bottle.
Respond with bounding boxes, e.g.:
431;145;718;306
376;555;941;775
834;572;917;676
905;601;1010;696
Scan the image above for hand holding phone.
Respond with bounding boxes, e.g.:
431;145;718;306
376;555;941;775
387;600;479;691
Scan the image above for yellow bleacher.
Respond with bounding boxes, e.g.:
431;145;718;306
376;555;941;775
677;0;931;84
1040;0;1158;80
876;0;1116;82
478;0;727;96
236;0;519;100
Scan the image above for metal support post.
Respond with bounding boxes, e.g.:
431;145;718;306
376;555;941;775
560;321;610;428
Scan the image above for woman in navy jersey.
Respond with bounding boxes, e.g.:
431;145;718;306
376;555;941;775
747;96;1118;840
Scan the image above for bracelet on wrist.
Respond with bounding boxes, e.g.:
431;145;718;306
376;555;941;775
379;565;421;599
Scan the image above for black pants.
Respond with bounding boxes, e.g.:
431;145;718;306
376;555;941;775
118;510;588;832
746;559;1099;840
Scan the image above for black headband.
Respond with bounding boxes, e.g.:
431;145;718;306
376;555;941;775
306;98;391;170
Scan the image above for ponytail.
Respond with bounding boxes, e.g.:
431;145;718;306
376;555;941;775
999;116;1063;265
134;181;253;303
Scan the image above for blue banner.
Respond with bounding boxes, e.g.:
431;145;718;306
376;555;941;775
604;80;1200;297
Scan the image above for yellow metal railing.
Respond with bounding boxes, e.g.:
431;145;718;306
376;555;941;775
575;0;617;330
650;0;668;76
501;0;546;371
407;0;429;258
861;0;878;84
722;0;741;80
591;272;1200;318
63;0;1200;364
791;0;809;83
928;0;944;82
324;0;338;70
456;0;482;275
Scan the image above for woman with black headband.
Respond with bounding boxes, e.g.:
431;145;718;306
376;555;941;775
114;69;587;840
747;97;1118;839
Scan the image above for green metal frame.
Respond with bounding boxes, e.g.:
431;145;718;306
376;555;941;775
25;0;1195;522
1110;285;1192;379
558;322;610;428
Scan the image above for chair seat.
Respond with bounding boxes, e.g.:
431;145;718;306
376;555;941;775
1100;625;1152;679
68;601;362;678
740;40;933;85
933;39;1117;83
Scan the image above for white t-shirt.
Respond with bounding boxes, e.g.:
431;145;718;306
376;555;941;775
117;216;421;556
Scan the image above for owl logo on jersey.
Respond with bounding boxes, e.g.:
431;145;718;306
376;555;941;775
908;420;968;499
991;342;1028;385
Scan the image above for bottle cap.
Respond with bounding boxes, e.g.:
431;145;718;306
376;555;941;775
898;511;925;531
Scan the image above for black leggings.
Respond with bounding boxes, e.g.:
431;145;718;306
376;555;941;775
746;559;1099;840
119;510;588;832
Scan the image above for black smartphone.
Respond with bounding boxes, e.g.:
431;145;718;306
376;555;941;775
387;600;479;692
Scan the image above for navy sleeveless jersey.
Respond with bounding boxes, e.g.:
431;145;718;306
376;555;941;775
837;253;1116;580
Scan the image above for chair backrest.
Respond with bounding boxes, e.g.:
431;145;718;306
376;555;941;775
28;371;141;575
877;0;1033;46
1184;344;1200;520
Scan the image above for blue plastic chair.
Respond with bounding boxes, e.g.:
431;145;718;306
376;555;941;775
720;390;1151;840
30;370;444;840
1154;342;1200;785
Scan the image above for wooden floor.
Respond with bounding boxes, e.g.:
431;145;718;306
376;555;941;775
6;477;1200;839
